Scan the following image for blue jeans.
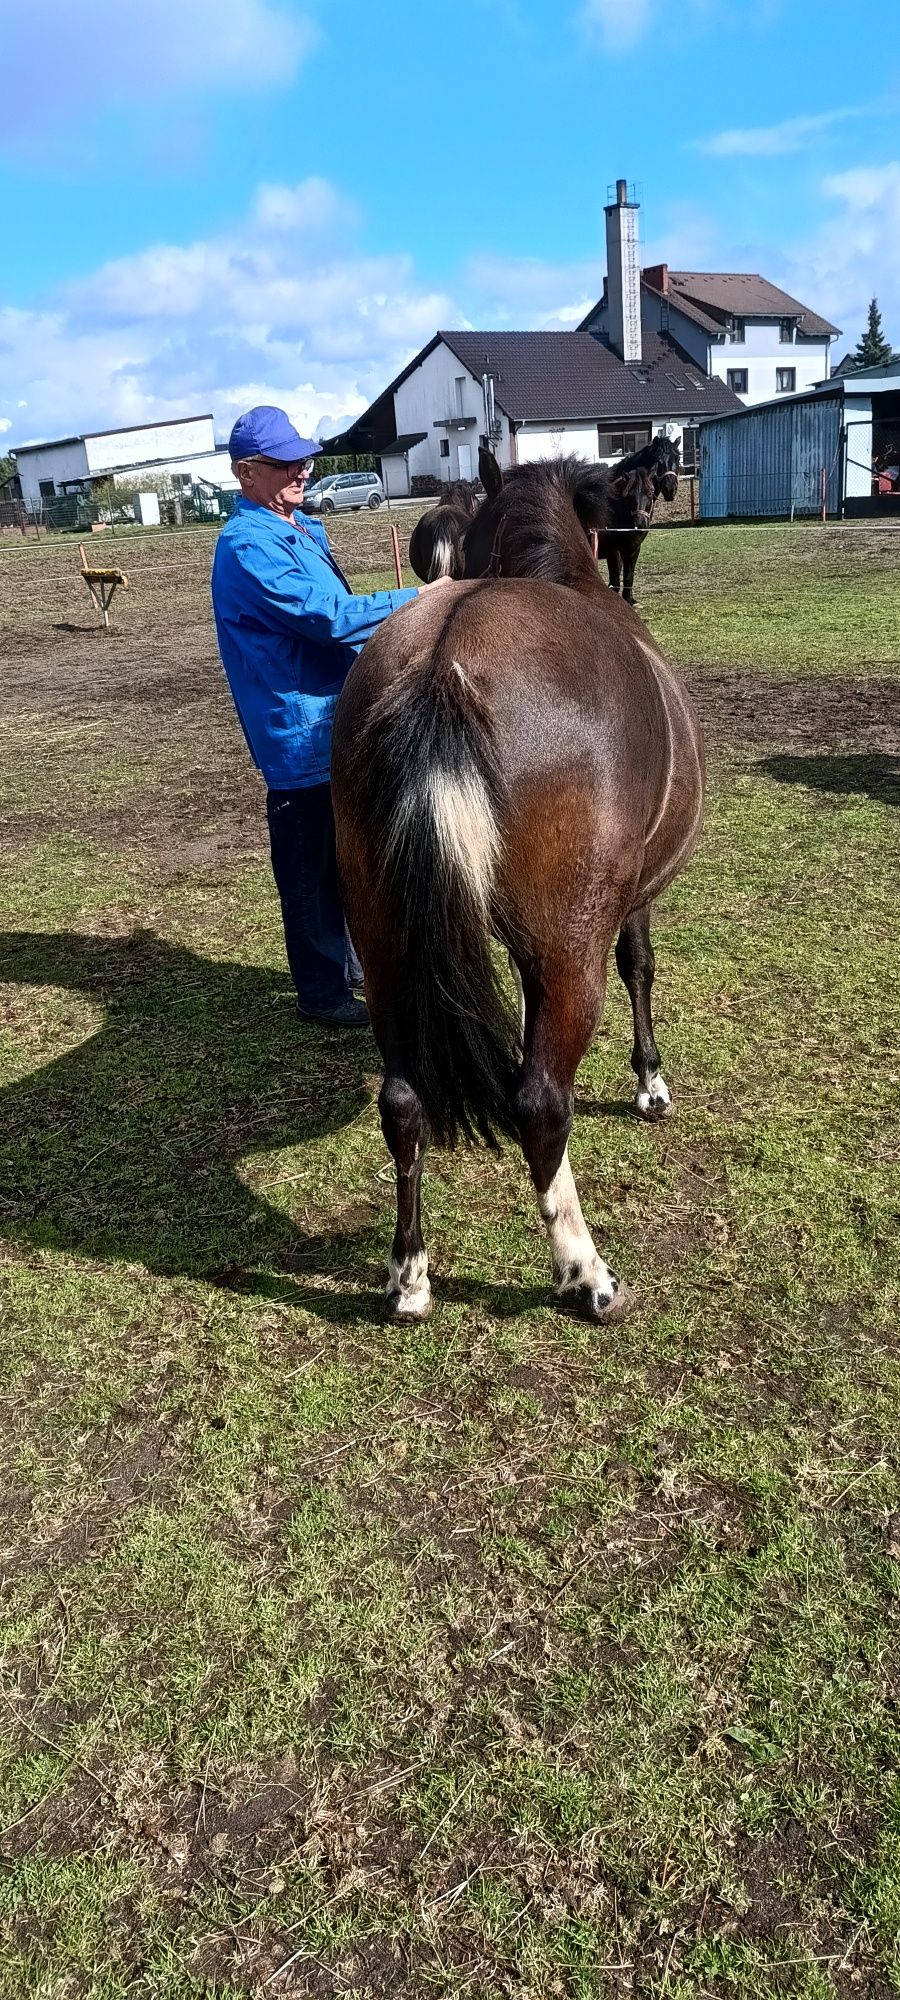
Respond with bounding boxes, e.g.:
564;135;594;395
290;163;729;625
266;785;362;1012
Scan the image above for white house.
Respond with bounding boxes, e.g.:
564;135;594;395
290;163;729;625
327;183;840;490
580;261;839;408
12;414;236;514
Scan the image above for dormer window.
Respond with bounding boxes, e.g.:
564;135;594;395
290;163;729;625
780;318;794;343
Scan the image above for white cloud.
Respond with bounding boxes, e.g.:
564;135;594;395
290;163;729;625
577;0;654;52
693;102;886;158
0;180;458;446
463;253;603;328
0;418;11;434
0;0;316;145
777;162;900;348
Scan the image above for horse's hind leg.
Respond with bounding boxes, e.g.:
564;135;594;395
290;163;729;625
513;962;622;1322
379;1071;432;1319
615;906;671;1120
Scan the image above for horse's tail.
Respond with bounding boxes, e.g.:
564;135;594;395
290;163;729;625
408;505;466;582
360;654;521;1148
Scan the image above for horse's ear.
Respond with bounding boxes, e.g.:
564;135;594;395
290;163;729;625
478;446;503;500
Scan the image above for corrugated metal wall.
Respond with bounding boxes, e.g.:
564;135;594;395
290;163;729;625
700;393;843;519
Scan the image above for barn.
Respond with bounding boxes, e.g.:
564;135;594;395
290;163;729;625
698;360;900;519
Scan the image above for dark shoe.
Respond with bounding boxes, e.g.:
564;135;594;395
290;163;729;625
296;995;370;1029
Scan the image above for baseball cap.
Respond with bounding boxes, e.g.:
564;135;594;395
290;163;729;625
228;405;321;463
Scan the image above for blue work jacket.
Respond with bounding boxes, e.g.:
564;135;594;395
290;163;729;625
211;497;418;788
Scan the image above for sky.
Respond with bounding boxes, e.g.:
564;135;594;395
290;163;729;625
1;0;898;448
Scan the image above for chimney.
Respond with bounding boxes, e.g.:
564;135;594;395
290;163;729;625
604;179;641;363
643;262;668;297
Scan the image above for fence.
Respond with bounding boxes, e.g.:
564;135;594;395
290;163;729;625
1;483;238;536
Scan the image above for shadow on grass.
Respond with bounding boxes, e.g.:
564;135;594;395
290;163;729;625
759;752;900;807
0;929;377;1288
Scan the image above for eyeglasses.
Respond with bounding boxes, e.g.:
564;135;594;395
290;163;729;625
248;455;313;474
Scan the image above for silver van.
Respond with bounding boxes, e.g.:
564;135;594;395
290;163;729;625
305;470;383;513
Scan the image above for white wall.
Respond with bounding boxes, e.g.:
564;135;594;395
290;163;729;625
394;342;511;481
842;394;873;501
85;416;215;474
709;325;831;407
515;423;601;465
112;448;237;490
15;439;89;510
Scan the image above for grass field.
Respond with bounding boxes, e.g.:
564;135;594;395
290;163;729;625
0;512;899;1999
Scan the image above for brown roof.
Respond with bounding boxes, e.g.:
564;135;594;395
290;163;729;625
321;326;742;455
661;273;839;339
437;329;742;422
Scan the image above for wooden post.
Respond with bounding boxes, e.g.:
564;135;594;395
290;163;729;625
821;465;827;522
589;529;598;561
690;477;696;522
390;521;403;589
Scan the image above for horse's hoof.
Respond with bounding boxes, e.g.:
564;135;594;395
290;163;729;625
385;1286;432;1323
560;1276;629;1324
635;1076;672;1122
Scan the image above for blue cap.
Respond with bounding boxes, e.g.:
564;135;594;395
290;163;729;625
228;405;321;463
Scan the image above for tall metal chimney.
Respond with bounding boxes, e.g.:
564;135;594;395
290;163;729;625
605;180;641;364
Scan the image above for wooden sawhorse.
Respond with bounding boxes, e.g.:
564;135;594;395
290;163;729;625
79;543;129;630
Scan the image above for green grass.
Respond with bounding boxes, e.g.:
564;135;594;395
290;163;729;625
0;522;899;1996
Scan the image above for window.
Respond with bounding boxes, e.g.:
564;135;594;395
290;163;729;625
727;369;748;394
439;438;450;458
780;318;794;344
730;318;745;343
455;376;467;417
597;427;651;457
776;367;796;393
681;426;700;475
39;479;56;499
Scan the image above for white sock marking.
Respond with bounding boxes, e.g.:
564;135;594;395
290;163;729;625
636;1072;671;1116
537;1148;617;1302
387;1247;432;1317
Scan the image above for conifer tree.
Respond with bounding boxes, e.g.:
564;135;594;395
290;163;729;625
853;298;893;368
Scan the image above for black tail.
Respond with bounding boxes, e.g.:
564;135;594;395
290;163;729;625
358;657;520;1148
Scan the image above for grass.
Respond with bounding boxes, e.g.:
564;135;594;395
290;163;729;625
0;518;898;1996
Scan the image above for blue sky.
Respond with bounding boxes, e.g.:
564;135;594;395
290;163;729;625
1;0;898;445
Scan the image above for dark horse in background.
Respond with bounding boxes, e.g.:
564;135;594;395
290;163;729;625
408;462;654;582
596;434;680;606
408;482;481;582
332;447;703;1323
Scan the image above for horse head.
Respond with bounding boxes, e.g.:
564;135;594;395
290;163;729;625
463;448;652;586
607;465;655;532
650;436;680;504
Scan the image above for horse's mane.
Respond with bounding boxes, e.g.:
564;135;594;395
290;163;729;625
617;435;680;476
465;455;615;588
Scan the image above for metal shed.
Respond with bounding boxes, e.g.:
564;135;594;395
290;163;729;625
698;362;900;520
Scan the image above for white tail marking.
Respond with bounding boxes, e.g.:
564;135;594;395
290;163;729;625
426;766;499;914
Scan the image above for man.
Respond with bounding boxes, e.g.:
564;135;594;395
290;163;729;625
212;405;446;1028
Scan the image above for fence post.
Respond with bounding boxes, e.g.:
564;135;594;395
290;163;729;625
821;465;827;523
690;477;696;523
390;521;403;589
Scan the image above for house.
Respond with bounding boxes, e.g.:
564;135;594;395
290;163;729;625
325;181;840;493
580;260;839;408
11;414;236;516
325;183;743;494
698;358;900;519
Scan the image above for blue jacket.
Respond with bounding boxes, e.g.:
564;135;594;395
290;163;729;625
211;497;418;788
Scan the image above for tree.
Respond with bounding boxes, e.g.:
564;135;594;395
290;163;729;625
853;298;894;368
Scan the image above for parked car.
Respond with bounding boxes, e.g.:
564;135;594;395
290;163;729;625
305;470;383;513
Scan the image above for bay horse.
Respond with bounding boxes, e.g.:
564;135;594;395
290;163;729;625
331;448;703;1323
409;462;654;581
596;434;680;606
